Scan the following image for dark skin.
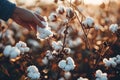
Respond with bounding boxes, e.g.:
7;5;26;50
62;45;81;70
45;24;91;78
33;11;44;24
11;7;46;31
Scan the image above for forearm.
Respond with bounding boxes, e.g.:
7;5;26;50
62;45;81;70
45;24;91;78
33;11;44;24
0;0;16;21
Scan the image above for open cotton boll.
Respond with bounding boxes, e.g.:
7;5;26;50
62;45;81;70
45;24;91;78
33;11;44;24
46;50;54;60
52;41;63;51
66;7;74;18
36;24;53;40
109;58;117;67
56;5;65;14
58;77;65;80
67;57;75;65
15;41;30;53
58;60;67;69
3;45;12;57
9;47;20;59
77;77;89;80
64;65;72;71
95;70;107;80
116;55;120;64
48;12;57;21
27;72;40;80
103;58;111;67
27;65;40;80
95;70;102;78
64;71;71;80
42;57;48;65
109;24;118;33
82;17;94;27
27;65;39;73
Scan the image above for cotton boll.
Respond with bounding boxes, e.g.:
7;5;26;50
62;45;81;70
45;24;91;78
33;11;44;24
64;48;71;54
3;45;12;57
15;41;30;53
66;7;74;18
103;58;111;67
109;58;117;67
109;24;118;33
27;65;40;80
58;77;65;80
42;57;48;65
27;72;40;80
36;24;53;40
27;65;39;73
10;47;20;59
77;77;89;80
64;71;71;80
52;41;63;51
48;12;57;22
46;51;54;60
56;5;65;14
64;65;72;71
95;70;107;80
58;60;67;69
67;57;75;65
95;70;102;77
82;17;94;28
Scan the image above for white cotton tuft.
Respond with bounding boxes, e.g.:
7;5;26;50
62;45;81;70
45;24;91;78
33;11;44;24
109;24;118;33
46;50;54;60
42;57;48;65
27;65;40;80
64;71;71;80
82;17;94;27
52;41;63;51
9;47;20;59
36;21;53;40
15;41;30;53
95;70;107;80
56;5;65;14
77;77;89;80
3;45;12;57
58;57;75;71
58;60;67;69
48;12;57;21
67;57;75;65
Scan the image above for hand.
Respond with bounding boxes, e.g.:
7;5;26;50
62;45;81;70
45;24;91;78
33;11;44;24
11;7;45;31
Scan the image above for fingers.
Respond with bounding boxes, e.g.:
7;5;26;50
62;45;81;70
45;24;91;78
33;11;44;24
13;15;32;30
33;14;46;28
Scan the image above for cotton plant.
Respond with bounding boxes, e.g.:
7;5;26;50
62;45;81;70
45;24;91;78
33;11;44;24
58;57;75;71
36;20;53;40
95;70;108;80
103;55;120;67
82;17;94;28
77;77;89;80
64;71;71;80
109;24;119;33
27;65;40;80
